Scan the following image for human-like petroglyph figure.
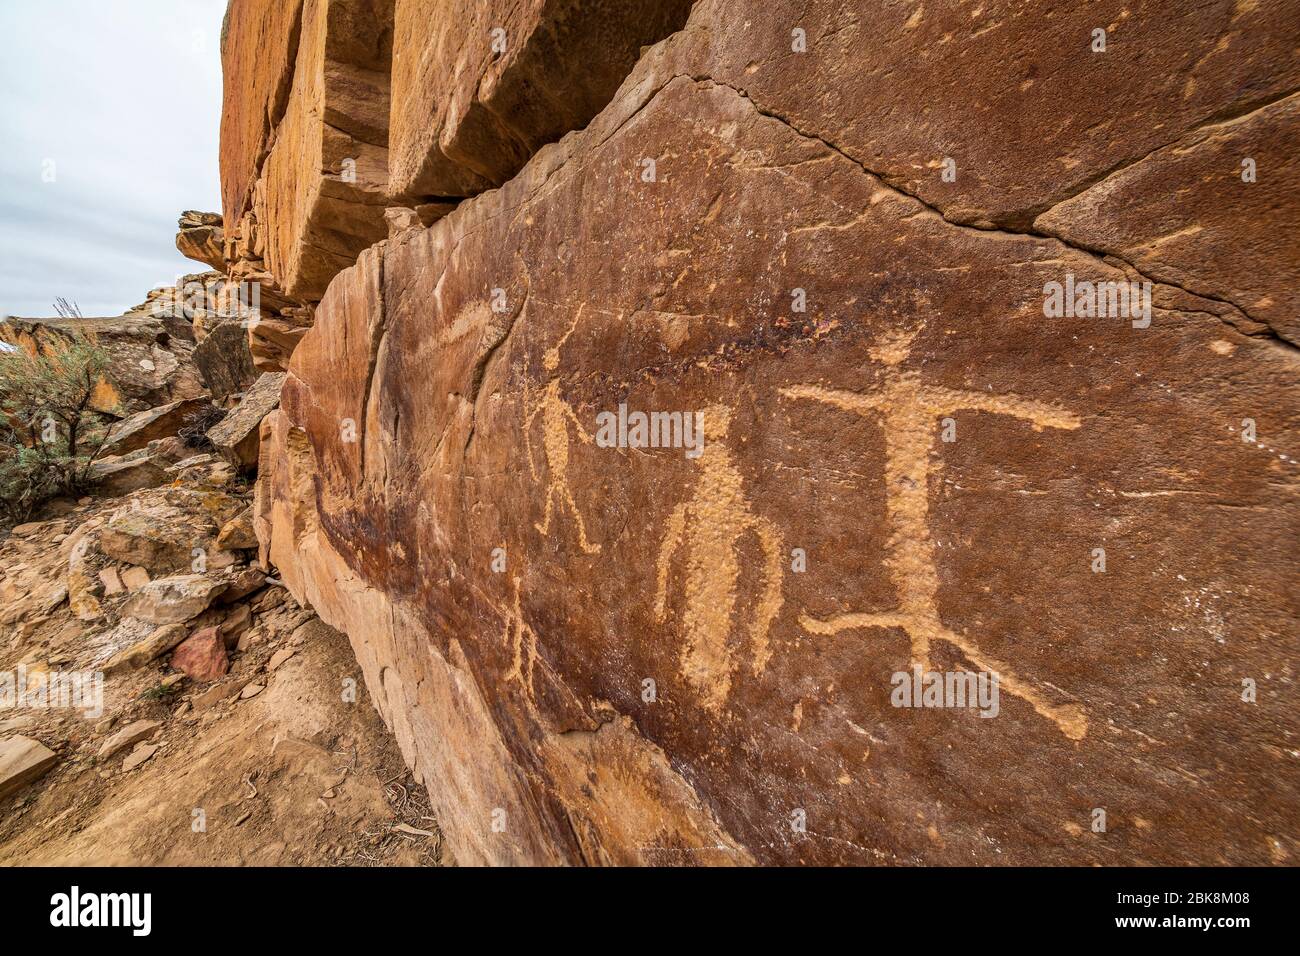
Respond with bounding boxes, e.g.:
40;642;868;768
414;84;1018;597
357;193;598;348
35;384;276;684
503;577;540;705
655;405;784;713
781;326;1088;740
524;306;600;554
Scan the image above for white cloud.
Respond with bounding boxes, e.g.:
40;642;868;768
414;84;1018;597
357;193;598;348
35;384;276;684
0;0;226;318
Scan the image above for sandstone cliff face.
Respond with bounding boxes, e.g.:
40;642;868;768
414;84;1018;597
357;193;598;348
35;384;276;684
255;0;395;302
218;0;699;378
387;0;694;198
219;0;305;231
245;0;1299;865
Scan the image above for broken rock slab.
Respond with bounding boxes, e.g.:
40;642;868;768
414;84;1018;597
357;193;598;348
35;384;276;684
175;211;226;272
120;575;229;626
216;507;257;550
102;623;189;673
388;0;694;198
89;450;172;497
190;681;241;712
98;720;161;760
0;735;58;800
169;626;230;682
98;487;246;574
120;566;150;591
207;372;285;471
66;534;104;622
103;398;211;456
121;743;160;773
192;320;258;404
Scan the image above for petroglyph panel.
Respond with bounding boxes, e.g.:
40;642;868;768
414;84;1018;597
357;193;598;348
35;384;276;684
275;33;1300;865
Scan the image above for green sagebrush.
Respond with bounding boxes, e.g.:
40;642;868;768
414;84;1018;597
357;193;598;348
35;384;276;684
0;332;119;525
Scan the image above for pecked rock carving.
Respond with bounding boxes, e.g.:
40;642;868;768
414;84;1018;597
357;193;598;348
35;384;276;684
240;0;1299;866
654;403;784;714
782;325;1086;740
524;307;601;554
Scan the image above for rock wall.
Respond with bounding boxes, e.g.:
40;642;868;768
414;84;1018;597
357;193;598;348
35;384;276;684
387;0;694;197
255;0;396;302
246;0;1299;865
218;0;698;376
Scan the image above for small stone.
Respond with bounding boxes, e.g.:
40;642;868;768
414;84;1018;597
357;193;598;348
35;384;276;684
99;567;124;596
0;736;58;799
222;566;266;603
94;717;117;735
215;508;257;550
220;604;253;646
98;719;161;760
190;682;239;712
39;584;68;613
240;683;265;700
121;566;151;590
169;627;229;682
121;743;159;772
208;550;239;570
267;647;296;671
251;588;285;613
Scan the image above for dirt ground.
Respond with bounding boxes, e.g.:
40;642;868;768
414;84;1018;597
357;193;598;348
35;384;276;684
0;492;450;867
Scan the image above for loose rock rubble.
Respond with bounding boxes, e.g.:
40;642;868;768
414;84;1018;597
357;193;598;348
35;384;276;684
0;328;448;866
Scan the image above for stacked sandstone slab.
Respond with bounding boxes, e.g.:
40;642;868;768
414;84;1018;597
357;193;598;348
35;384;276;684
387;0;695;197
217;0;695;372
242;0;1299;864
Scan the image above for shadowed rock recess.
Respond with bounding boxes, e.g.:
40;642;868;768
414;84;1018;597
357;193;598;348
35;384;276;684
222;1;1299;865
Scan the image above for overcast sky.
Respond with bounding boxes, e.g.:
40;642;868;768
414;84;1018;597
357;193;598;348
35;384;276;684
0;0;227;319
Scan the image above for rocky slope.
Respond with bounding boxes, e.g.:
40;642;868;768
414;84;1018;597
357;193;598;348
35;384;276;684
1;268;447;865
0;403;447;866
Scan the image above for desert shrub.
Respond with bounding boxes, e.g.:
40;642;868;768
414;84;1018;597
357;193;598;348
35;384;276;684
0;333;117;525
179;403;226;450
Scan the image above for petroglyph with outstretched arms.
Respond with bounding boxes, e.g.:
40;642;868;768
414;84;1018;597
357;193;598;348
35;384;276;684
782;327;1088;740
